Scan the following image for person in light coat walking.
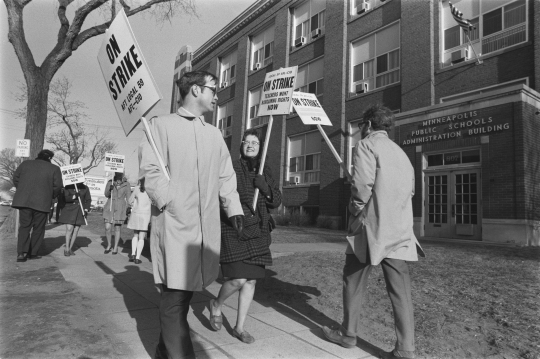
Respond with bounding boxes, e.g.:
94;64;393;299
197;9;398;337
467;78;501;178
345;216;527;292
102;173;131;254
127;177;151;264
322;104;425;359
139;71;244;359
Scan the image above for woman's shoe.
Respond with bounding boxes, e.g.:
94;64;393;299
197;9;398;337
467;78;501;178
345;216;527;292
69;250;75;255
128;254;135;262
134;259;142;264
208;299;222;331
112;251;118;255
64;250;70;256
232;328;255;344
104;249;111;254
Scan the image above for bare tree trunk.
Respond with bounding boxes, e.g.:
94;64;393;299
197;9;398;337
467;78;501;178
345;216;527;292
24;72;51;159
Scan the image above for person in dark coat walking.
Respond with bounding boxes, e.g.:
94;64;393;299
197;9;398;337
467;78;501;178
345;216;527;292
58;183;92;256
12;149;62;262
208;129;282;344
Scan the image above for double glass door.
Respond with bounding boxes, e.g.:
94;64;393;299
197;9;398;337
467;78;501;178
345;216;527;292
424;169;481;240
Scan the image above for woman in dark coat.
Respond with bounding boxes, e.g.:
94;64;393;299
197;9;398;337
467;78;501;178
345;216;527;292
208;129;282;344
58;183;92;256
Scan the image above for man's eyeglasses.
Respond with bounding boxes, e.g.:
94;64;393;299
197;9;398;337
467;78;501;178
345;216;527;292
199;85;217;96
242;141;260;146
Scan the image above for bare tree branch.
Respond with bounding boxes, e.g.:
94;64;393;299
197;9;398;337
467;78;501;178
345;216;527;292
0;148;24;186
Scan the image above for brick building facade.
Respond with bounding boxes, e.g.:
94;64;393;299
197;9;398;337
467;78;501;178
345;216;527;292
171;0;540;245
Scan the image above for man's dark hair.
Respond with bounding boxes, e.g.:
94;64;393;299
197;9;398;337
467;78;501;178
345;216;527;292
36;149;54;162
362;104;394;133
177;71;218;100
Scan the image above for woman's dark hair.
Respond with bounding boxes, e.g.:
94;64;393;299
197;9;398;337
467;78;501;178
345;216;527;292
240;129;263;159
362;103;394;133
177;71;218;100
139;177;146;193
239;129;265;171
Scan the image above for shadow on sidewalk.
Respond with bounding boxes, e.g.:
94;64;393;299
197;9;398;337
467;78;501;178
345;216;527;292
98;236;152;262
95;261;159;358
248;269;382;357
40;235;92;256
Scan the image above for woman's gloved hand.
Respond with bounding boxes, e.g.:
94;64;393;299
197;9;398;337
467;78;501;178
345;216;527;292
253;174;269;196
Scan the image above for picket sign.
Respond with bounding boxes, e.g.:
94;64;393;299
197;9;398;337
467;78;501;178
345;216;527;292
98;10;169;203
252;66;298;208
292;92;351;181
60;164;88;225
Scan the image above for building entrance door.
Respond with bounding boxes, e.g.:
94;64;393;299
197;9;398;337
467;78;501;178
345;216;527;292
424;169;481;240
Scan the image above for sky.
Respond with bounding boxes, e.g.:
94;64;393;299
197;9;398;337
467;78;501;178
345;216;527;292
0;0;254;182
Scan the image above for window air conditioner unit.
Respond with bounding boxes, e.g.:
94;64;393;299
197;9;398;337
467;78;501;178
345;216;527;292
295;36;306;48
451;48;469;64
253;63;261;71
311;28;321;39
357;2;370;15
355;82;368;94
220;82;228;89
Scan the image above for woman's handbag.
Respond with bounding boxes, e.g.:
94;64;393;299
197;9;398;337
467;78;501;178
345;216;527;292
238;203;260;241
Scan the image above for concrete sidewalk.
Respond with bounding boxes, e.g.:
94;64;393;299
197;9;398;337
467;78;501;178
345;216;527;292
1;225;376;359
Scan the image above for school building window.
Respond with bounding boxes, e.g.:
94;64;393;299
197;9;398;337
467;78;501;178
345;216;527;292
247;86;269;129
426;149;481;167
217;100;234;149
293;0;326;48
441;0;527;68
288;131;321;185
350;0;388;16
350;22;400;97
251;25;275;72
219;50;237;89
295;57;324;98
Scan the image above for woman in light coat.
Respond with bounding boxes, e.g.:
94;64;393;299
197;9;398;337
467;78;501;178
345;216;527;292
103;173;131;254
127;178;151;264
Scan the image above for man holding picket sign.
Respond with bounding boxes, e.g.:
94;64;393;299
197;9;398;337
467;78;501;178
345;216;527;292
99;11;245;358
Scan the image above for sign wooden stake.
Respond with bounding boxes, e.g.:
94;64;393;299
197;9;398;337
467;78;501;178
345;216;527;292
74;186;88;225
141;117;170;181
317;124;352;181
252;115;274;209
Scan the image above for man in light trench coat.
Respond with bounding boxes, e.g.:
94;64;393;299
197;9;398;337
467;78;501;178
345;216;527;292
139;71;244;359
322;104;425;359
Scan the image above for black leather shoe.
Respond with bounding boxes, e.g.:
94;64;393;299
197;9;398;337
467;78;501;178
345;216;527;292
128;254;135;262
134;259;142;264
104;249;111;254
28;254;42;259
321;326;356;348
17;254;27;262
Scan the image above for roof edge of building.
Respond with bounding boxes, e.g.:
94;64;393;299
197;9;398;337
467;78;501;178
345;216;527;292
395;84;540;126
192;0;275;64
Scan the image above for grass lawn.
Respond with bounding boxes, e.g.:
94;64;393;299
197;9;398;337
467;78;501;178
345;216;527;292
264;227;540;359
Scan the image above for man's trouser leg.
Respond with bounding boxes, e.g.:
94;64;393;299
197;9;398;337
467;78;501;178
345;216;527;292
17;208;33;255
341;254;373;336
381;258;415;354
155;285;195;359
28;210;48;255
